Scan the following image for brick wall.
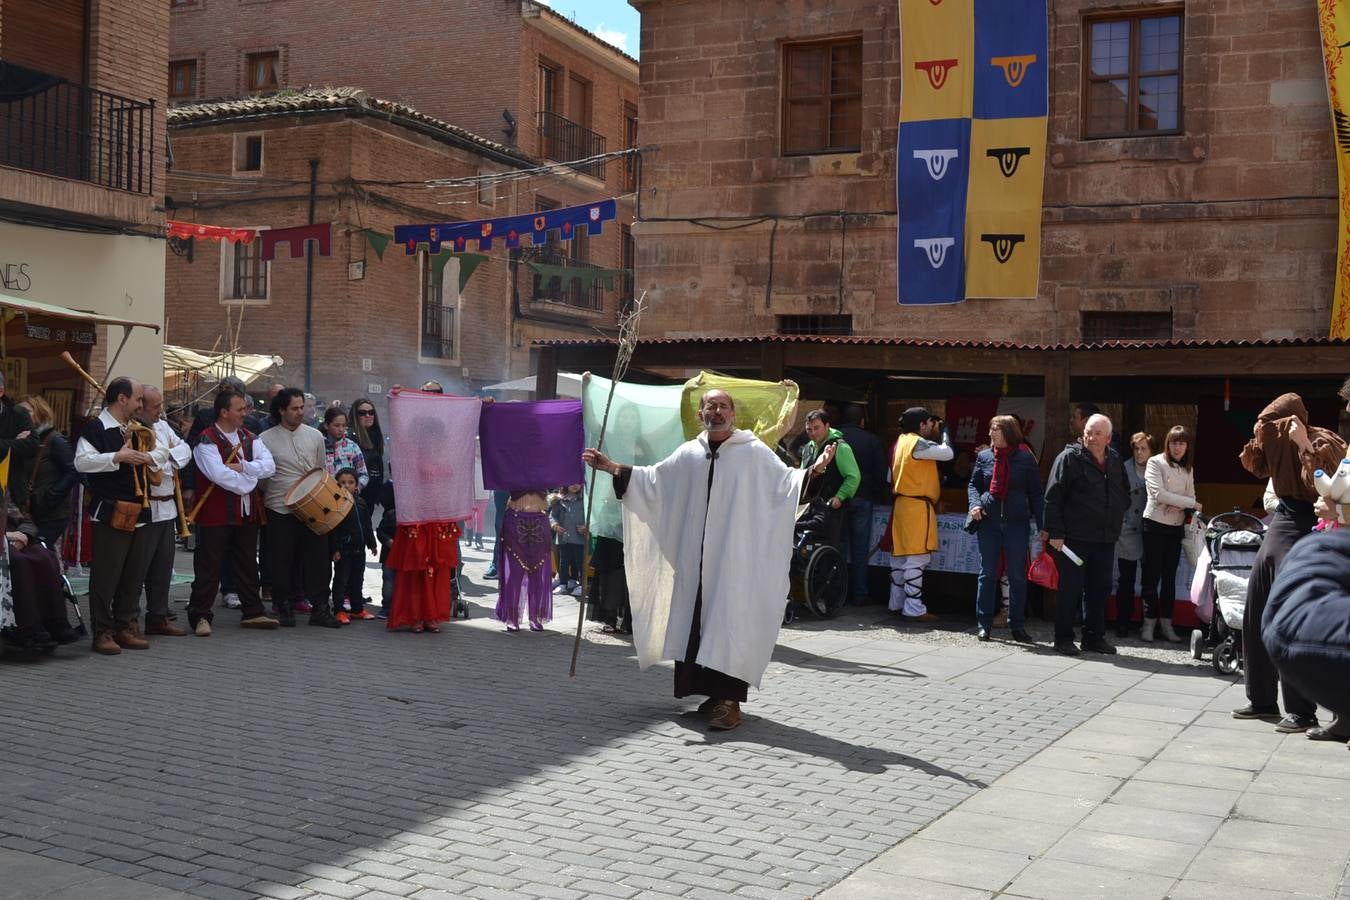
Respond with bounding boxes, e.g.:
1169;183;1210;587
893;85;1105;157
632;0;1336;343
165;108;630;412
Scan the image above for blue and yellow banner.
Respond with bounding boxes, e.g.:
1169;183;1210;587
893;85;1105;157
898;0;1048;305
1316;0;1350;339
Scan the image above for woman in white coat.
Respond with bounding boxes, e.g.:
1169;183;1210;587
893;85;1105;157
1141;425;1202;642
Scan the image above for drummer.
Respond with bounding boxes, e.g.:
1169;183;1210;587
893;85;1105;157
259;387;341;629
187;389;279;635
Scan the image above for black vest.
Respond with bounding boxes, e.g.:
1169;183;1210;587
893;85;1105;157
81;416;143;524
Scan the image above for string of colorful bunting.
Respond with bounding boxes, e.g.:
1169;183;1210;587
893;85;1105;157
393;199;617;254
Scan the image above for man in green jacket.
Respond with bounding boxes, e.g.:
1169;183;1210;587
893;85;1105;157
799;409;861;548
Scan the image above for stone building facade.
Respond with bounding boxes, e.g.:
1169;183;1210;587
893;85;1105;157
629;0;1336;344
167;0;640;393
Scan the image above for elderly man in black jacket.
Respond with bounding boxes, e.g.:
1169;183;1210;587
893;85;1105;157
1043;413;1131;656
1263;528;1350;747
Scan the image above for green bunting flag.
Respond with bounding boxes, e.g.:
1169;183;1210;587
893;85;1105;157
363;229;391;260
430;251;489;292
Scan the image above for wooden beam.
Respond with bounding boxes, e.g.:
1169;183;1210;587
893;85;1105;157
534;346;558;401
1041;352;1071;477
1069;345;1350;377
789;342;1047;374
760;342;785;382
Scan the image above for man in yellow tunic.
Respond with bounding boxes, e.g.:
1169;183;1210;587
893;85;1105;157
889;407;953;622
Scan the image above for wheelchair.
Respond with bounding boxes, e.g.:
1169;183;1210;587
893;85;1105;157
0;538;85;658
784;503;847;624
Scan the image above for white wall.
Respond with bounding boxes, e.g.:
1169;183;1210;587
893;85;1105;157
0;221;165;385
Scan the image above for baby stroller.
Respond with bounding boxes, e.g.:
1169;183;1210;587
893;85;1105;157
784;499;846;624
1189;510;1264;676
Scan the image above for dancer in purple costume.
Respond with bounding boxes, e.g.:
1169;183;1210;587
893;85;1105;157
495;490;553;631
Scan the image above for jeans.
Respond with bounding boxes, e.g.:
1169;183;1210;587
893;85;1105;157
976;518;1030;630
1141;518;1183;619
558;543;584;584
845;499;875;604
1053;540;1115;643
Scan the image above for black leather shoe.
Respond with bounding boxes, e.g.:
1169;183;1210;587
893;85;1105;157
1054;640;1080;656
1231;704;1281;720
278;606;296;628
977;627;990;642
1274;714;1319;734
1081;635;1117;655
1307;725;1350;742
1011;629;1035;644
309;609;341;629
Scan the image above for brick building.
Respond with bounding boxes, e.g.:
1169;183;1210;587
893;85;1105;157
0;0;168;410
166;0;639;402
629;0;1336;345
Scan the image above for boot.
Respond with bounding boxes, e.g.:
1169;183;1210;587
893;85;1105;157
113;624;150;650
1140;617;1156;642
91;630;121;655
1158;618;1183;643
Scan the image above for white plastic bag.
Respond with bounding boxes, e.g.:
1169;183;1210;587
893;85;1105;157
1182;517;1205;567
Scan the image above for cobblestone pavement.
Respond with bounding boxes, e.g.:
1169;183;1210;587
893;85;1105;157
0;543;1246;900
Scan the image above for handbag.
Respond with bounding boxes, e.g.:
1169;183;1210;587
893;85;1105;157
1027;548;1059;590
110;500;142;532
1181;516;1205;567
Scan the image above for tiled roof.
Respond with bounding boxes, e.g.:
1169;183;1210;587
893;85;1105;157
523;0;639;67
167;87;535;165
534;334;1350;352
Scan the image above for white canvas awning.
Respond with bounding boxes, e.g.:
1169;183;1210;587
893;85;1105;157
162;344;283;390
482;371;583;398
0;289;162;332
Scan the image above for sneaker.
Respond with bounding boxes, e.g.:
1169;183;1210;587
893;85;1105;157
1274;714;1319;734
1081;634;1117;655
484;565;498;580
335;611;351;625
1231;704;1281;720
223;593;241;610
294;600;313;614
351;609;377;621
194;619;212;637
341;598;352;612
570;585;583;597
551;578;566;591
377;606;390;620
1054;639;1080;656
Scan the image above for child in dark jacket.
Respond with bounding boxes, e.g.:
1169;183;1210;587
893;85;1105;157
331;468;378;624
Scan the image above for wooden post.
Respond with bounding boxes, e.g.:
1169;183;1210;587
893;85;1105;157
760;341;785;383
1041;351;1071;478
534;346;558;401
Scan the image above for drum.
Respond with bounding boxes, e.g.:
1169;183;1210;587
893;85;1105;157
283;468;353;535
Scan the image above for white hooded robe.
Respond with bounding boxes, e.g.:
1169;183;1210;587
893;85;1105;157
620;428;806;688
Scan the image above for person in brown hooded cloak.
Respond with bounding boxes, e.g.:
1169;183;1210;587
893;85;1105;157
1233;392;1346;732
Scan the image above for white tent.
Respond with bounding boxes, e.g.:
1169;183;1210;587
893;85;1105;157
482;371;583;398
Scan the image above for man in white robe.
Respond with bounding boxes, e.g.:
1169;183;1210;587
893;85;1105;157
583;389;834;730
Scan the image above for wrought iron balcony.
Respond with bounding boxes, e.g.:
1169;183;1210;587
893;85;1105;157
0;60;155;194
537;110;607;180
530;250;604;311
421;302;456;360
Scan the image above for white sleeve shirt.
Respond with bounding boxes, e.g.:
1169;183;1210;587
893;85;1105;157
193;428;277;517
74;409;126;474
148;419;193;524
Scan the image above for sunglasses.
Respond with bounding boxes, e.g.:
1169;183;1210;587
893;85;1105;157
356;409;376;417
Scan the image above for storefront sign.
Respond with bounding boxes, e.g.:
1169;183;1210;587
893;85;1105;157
2;262;33;293
24;323;94;345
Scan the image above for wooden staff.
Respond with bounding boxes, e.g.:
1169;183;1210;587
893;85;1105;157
186;443;240;522
173;475;191;539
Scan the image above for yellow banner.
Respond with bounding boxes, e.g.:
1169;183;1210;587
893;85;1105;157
1318;0;1350;338
965;116;1047;298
